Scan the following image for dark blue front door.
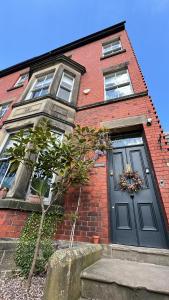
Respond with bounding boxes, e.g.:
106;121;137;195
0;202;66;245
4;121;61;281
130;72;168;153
109;136;168;248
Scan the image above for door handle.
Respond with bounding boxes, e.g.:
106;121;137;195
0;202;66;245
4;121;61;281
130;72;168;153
110;171;114;176
145;168;150;174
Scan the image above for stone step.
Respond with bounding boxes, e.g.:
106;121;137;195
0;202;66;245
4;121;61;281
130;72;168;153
81;258;169;300
103;243;169;266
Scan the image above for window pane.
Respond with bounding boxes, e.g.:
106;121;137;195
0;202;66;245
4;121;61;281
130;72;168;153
118;85;133;97
46;73;54;80
32;90;42;98
36;76;45;83
0;104;9;118
112;40;122;52
0;161;9;183
61;82;72;91
105;70;129;87
112;137;143;148
30;176;51;198
103;43;112;54
2;164;16;189
33;72;54;91
15;74;28;86
0;137;16;159
43;77;53;86
103;40;122;55
57;87;70;101
106;88;119;100
116;70;129;85
105;74;116;86
19;74;28;83
61;74;74;91
34;80;44;89
40;87;49;96
63;74;74;85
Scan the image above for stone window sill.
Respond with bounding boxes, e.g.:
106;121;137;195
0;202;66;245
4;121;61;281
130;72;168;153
7;84;24;92
12;94;76;110
0;198;64;213
100;49;126;60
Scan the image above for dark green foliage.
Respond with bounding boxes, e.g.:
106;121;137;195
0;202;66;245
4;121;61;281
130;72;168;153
8;120;110;281
15;208;62;277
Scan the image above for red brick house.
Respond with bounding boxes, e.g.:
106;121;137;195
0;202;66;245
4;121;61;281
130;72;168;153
0;21;169;249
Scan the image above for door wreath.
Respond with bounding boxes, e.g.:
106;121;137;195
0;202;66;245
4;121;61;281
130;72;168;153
119;165;143;193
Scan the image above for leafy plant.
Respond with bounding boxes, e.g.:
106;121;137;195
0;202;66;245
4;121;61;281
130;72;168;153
16;210;62;277
7;119;110;289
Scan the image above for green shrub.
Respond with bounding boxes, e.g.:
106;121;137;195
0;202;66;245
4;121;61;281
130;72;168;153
15;208;63;277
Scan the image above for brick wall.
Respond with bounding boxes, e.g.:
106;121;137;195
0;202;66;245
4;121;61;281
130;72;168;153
0;68;29;126
56;29;169;243
0;210;28;238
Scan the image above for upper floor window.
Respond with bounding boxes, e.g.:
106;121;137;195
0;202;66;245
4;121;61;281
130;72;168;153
0;103;9;119
15;73;28;87
103;40;122;56
104;69;133;100
57;72;74;102
25;72;54;100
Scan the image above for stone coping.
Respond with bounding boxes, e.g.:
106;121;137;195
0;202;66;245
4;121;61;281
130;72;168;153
44;243;102;300
0;198;64;213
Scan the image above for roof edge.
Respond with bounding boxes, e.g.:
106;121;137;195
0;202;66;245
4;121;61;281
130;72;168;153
29;54;86;76
0;21;125;78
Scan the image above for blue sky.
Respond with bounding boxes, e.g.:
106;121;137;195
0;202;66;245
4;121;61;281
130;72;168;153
1;0;169;130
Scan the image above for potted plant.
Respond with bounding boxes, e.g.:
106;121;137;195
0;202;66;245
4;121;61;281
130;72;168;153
92;235;100;244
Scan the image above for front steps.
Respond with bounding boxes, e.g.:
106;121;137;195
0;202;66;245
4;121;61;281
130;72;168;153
104;243;169;266
80;244;169;300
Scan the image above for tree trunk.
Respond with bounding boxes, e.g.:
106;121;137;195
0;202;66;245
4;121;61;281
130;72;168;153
26;208;45;290
69;186;82;248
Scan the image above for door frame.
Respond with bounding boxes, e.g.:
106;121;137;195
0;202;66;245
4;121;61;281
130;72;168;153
107;130;169;247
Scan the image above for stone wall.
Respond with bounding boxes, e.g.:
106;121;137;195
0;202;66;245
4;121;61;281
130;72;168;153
0;239;18;277
44;244;102;300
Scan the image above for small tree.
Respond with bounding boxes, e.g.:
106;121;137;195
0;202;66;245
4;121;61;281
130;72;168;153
7;119;109;289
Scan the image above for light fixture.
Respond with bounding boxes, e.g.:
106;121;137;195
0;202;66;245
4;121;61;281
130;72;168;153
147;118;152;126
83;89;91;95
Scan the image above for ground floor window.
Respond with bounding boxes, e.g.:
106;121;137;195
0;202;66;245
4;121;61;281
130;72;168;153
27;130;63;204
0;135;17;189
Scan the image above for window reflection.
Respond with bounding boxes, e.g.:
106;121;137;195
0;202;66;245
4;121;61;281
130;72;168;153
112;137;143;148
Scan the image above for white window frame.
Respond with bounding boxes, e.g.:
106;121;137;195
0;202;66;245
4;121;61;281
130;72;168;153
27;131;64;205
0;133;17;189
25;72;54;100
104;69;133;100
0;103;9;119
57;72;74;102
102;39;122;56
14;74;28;87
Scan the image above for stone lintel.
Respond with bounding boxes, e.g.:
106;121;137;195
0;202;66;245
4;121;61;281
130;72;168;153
101;115;147;130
